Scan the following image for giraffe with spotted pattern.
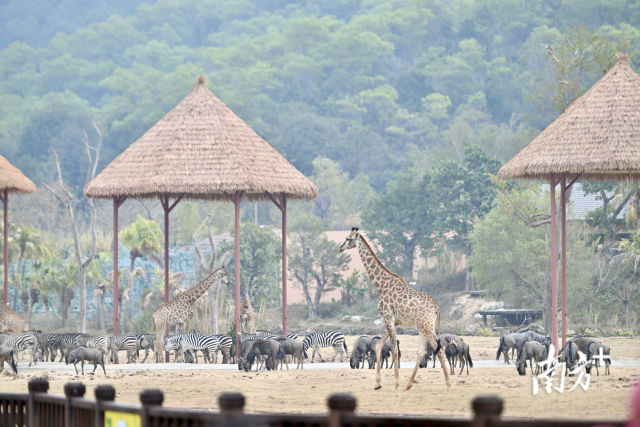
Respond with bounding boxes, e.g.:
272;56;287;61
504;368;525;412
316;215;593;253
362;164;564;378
339;228;451;391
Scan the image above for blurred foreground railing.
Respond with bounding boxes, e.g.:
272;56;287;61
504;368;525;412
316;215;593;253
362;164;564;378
0;378;626;427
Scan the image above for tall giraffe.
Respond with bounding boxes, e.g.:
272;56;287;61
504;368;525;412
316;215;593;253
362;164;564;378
0;301;28;334
152;267;229;362
339;228;451;390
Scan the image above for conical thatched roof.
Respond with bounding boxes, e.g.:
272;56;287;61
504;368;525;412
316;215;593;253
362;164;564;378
0;155;37;195
84;79;317;201
499;54;640;181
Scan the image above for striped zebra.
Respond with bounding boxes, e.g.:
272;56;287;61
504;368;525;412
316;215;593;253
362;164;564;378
84;336;110;359
109;335;138;363
211;334;233;364
163;334;192;362
0;333;38;366
172;334;220;364
138;335;156;363
34;332;60;362
240;331;278;342
58;333;89;362
302;331;348;363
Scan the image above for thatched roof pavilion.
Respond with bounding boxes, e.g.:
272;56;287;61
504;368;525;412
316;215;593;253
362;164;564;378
85;77;317;347
499;54;640;351
0;155;37;304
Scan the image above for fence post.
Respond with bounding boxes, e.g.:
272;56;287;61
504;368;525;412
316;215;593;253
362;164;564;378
472;396;503;427
140;389;163;427
28;378;49;427
219;392;245;426
64;382;86;427
94;385;115;427
327;394;356;427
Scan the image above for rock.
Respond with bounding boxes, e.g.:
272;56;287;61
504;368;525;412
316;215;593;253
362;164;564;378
480;301;504;311
373;319;383;326
473;313;483;319
351;316;363;322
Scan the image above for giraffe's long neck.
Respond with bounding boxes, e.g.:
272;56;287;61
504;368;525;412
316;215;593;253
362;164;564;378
356;236;402;294
182;270;218;304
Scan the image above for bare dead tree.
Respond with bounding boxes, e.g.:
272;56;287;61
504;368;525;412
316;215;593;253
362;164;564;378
192;205;233;334
42;122;105;333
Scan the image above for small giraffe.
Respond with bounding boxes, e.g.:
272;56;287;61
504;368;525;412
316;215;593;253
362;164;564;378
239;295;255;334
152;267;229;363
0;301;28;334
339;228;451;390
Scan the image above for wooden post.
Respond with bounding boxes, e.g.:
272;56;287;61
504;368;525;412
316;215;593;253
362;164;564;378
28;378;49;427
550;173;558;355
113;198;120;338
472;396;503;427
234;191;241;354
561;177;567;347
281;194;287;334
64;382;85;427
140;389;164;427
163;195;170;361
3;189;7;304
327;394;356;427
94;385;115;427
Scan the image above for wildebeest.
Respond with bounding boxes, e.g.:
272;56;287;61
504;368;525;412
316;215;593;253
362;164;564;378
66;346;106;375
497;330;549;364
0;345;18;375
350;335;377;369
445;340;473;375
367;337;401;369
559;340;581;372
586;341;611;376
275;338;306;369
243;340;283;372
516;341;548;375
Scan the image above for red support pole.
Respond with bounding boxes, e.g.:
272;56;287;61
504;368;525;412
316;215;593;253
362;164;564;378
281;194;287;334
561;178;567;347
3;189;8;305
163;195;170;362
234;192;241;354
549;173;558;355
113;199;120;338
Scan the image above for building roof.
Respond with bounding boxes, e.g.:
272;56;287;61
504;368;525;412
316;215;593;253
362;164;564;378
84;77;317;202
0;155;37;195
499;54;640;181
570;183;632;220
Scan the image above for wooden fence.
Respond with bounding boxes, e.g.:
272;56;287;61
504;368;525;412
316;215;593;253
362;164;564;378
0;378;625;427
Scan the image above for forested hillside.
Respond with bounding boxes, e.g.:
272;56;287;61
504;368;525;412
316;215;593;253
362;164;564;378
3;0;639;191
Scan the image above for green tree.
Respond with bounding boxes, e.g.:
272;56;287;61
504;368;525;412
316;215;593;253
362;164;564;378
120;214;163;271
288;214;350;319
430;145;502;290
221;223;281;310
581;181;638;247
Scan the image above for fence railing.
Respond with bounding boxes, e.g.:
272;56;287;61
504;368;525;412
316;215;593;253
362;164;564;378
0;378;626;427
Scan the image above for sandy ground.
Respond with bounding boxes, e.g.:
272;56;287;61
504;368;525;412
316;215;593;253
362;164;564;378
1;336;637;421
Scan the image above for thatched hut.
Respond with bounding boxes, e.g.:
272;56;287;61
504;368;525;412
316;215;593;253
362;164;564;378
499;54;640;349
85;77;317;346
0;155;37;304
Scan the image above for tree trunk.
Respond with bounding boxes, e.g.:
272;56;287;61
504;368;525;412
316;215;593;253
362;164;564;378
587;300;593;327
78;267;87;333
624;300;630;328
308;303;317;319
210;280;220;334
99;294;105;332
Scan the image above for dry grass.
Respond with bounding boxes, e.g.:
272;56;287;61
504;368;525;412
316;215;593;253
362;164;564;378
0;155;36;195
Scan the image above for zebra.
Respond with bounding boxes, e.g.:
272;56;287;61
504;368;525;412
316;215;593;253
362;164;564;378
240;332;278;342
34;332;61;362
0;333;38;366
57;333;89;362
163;334;193;362
85;336;110;359
177;334;220;364
210;334;233;364
109;335;138;363
138;335;156;363
302;331;348;363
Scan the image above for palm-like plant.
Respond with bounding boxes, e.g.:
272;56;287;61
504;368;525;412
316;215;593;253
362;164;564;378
28;255;60;326
11;225;48;313
119;266;145;333
56;261;78;329
120;215;163;272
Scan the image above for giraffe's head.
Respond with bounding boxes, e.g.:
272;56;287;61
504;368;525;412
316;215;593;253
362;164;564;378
339;227;360;252
218;266;231;286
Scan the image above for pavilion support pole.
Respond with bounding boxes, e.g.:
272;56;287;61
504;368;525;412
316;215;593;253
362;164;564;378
234;191;241;354
113;199;119;338
281;194;287;334
159;193;185;362
549;173;558;355
561;178;567;347
3;189;7;304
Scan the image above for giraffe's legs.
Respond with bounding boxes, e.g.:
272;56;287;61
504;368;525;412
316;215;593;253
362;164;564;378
374;330;389;390
154;321;165;363
407;332;428;390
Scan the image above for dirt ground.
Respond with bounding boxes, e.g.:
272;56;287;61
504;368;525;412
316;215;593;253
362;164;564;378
1;336;637;421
